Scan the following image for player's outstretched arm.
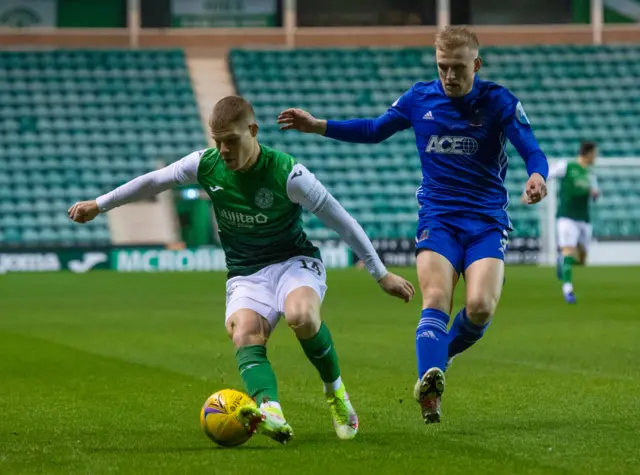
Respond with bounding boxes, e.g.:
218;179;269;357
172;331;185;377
287;163;415;302
278;88;414;144
278;108;409;144
68;151;201;224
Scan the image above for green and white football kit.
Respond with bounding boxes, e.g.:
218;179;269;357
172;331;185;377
548;159;599;303
95;144;388;443
96;145;387;325
550;160;598;252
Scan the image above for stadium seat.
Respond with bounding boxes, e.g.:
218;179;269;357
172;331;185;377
0;49;207;246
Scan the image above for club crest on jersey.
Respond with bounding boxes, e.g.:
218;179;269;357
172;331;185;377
426;135;479;155
515;101;530;125
254;187;274;209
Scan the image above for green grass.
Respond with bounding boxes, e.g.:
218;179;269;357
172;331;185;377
1;267;639;474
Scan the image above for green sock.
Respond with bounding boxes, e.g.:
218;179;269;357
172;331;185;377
299;323;341;385
561;255;576;283
236;345;279;405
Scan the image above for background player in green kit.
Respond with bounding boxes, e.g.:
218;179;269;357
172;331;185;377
524;141;599;303
68;96;415;444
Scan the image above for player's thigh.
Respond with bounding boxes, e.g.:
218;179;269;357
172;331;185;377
464;258;504;324
557;218;580;250
225;275;280;345
463;228;507;324
225;308;272;348
416;250;458;313
276;257;327;339
415;220;463;312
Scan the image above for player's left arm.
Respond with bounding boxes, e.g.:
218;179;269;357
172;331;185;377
502;98;549;204
590;173;601;200
286;163;415;302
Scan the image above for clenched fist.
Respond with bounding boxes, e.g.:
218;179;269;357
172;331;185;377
68;200;100;224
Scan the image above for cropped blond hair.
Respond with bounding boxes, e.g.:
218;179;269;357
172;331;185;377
435;25;480;51
209;95;256;130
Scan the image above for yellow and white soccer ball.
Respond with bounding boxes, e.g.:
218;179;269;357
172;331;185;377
200;389;256;448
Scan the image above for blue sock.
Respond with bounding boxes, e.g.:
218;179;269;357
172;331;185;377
416;308;450;378
447;308;489;358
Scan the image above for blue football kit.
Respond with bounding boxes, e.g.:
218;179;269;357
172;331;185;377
324;75;549;274
320;74;549;391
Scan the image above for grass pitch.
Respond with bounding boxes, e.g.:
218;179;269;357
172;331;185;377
1;267;639;474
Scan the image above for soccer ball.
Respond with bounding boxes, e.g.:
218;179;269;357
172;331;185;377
200;389;256;448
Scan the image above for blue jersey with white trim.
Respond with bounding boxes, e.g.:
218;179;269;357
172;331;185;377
392;77;545;229
326;76;548;230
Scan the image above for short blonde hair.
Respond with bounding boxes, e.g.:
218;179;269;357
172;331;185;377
435;25;479;51
209;95;256;130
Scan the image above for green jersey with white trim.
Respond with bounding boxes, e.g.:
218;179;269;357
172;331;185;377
554;161;595;223
197;145;320;277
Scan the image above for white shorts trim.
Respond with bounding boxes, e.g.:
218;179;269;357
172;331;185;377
557;217;592;250
224;256;327;329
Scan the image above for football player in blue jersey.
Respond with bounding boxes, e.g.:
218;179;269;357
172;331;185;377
278;26;549;424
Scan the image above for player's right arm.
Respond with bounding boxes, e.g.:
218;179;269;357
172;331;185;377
277;87;414;144
68;151;201;224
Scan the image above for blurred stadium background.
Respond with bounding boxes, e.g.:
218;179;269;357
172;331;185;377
2;2;640;474
1;0;640;270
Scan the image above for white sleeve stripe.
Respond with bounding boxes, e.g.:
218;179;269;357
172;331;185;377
311;192;330;214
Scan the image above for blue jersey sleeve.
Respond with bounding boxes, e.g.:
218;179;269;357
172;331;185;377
501;97;549;180
325;88;413;144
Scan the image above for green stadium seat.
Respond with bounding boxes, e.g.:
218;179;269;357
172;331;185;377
0;49;206;246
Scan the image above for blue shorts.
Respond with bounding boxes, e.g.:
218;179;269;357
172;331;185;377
415;214;509;275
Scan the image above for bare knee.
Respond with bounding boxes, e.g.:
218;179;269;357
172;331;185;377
466;296;497;325
226;311;270;349
285;289;321;340
422;287;450;312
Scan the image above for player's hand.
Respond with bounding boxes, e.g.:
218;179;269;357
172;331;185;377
277;108;327;135
524;173;547;204
590;188;600;200
378;272;415;303
68;200;100;224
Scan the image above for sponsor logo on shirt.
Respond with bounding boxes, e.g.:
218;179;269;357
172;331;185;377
218;208;268;228
425;135;479;155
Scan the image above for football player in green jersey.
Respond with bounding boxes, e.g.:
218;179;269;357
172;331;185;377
69;96;415;444
524;141;599;303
